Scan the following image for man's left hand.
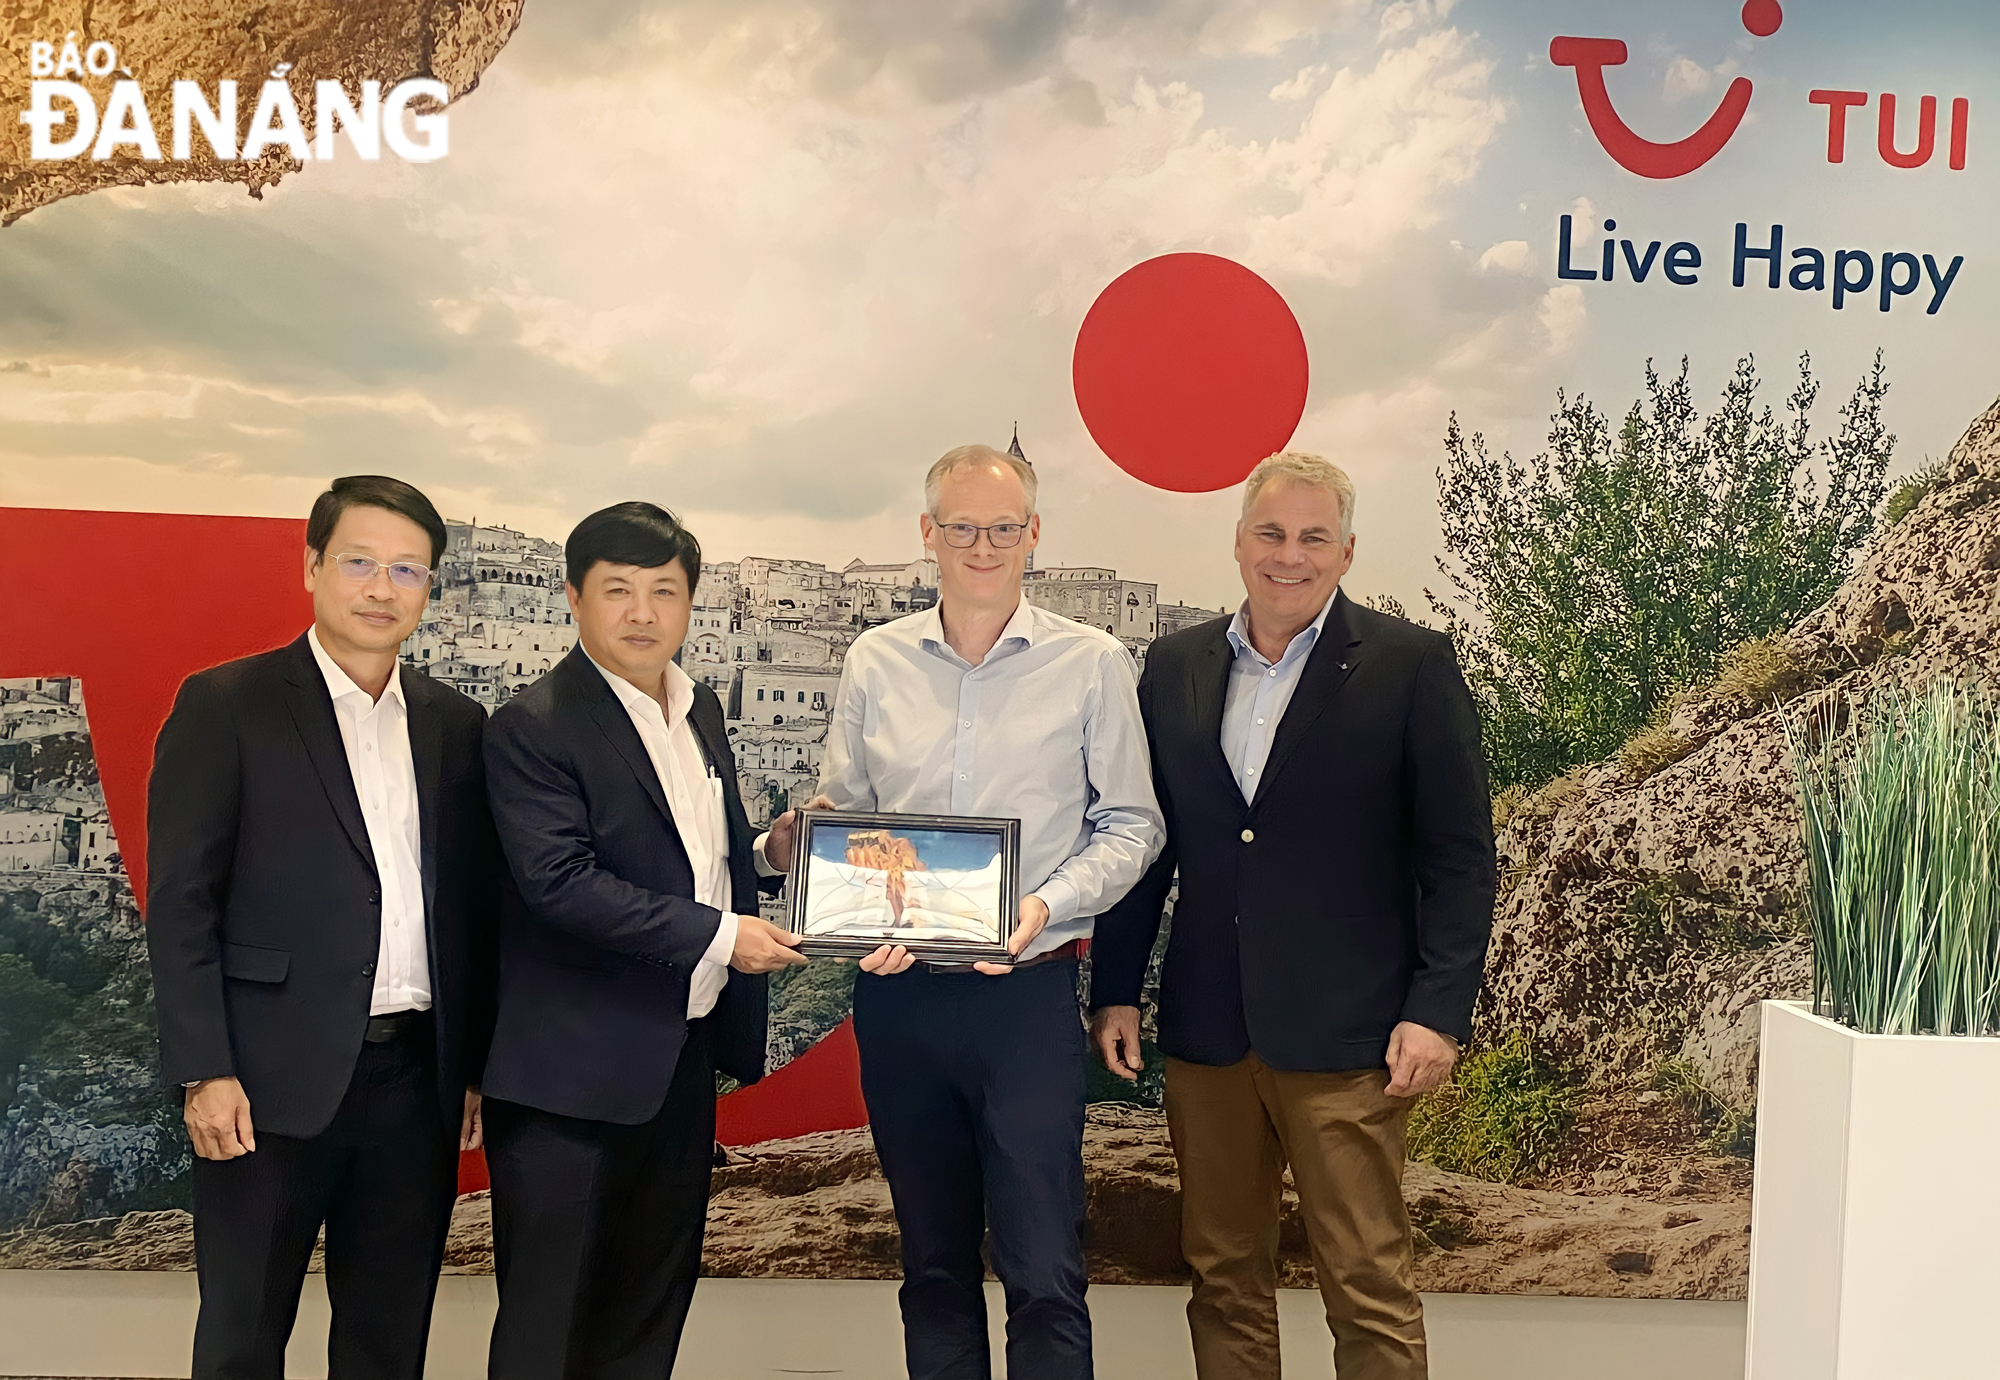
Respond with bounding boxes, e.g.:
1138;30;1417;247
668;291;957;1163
1384;1021;1459;1097
460;1088;484;1151
973;895;1050;976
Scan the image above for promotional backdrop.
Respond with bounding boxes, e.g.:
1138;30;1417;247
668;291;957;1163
4;0;1998;1299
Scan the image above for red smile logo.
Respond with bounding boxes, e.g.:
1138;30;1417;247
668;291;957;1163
1552;0;1783;179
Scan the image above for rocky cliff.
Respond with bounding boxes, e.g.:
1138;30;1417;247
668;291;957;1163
2;0;526;226
1482;395;2000;1111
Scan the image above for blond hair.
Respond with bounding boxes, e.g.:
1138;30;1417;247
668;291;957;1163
1240;452;1355;538
924;444;1038;516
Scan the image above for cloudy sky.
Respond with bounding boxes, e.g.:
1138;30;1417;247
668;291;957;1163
2;0;1995;613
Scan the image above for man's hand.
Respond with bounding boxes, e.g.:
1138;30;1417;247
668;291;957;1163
973;895;1051;976
858;943;917;975
184;1077;256;1160
461;1088;484;1151
1090;1005;1144;1082
762;795;836;873
732;915;809;973
1384;1021;1460;1098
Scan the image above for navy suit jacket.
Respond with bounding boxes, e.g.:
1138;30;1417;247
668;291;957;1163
146;634;499;1138
1091;592;1496;1071
481;647;773;1123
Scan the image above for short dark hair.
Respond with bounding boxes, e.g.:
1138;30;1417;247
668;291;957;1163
565;502;702;593
306;475;448;568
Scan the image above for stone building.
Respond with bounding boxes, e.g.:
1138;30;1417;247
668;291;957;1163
1024;566;1158;641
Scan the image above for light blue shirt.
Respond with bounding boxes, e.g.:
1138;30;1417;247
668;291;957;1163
819;598;1164;959
1222;591;1339;803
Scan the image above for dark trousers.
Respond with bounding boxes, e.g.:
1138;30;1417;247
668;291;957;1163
854;959;1091;1380
189;1027;456;1380
484;1024;715;1380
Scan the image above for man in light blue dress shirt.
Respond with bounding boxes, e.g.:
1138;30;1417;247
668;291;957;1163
765;444;1162;1380
1220;586;1337;797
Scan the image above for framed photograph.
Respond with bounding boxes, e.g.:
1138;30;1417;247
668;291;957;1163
784;810;1021;963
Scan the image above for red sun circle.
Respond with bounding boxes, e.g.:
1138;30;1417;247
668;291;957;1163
1072;253;1310;494
1742;0;1782;38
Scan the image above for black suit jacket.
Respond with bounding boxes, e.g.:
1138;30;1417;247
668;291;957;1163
1092;592;1496;1071
146;634;500;1139
480;647;774;1124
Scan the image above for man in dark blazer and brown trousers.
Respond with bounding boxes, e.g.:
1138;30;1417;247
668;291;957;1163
148;475;498;1380
479;501;806;1380
1090;454;1496;1380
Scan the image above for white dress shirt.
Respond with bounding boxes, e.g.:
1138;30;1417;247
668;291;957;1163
1220;589;1339;802
584;651;740;1018
817;599;1162;959
306;627;430;1015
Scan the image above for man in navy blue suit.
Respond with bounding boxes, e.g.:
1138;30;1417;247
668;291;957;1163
479;502;805;1380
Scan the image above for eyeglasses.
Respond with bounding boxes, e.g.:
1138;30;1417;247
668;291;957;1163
933;522;1027;549
329;552;433;589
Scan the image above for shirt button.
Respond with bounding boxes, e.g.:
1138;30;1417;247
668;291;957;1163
1256;718;1265;725
959;773;968;780
1246;767;1256;775
362;963;376;978
1268;669;1277;677
1240;828;1255;843
962;721;971;728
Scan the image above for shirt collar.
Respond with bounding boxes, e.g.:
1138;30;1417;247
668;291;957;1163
1226;587;1339;668
581;644;695;728
916;595;1037;662
307;625;406;710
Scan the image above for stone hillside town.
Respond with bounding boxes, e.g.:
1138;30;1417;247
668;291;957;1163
405;468;1226;844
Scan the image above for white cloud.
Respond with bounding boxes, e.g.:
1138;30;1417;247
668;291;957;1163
1663;54;1738;101
1270;64;1328;102
1477;239;1531;274
1536;283;1586;354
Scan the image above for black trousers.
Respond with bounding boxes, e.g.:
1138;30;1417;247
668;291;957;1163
854;959;1092;1380
484;1024;716;1380
189;1027;457;1380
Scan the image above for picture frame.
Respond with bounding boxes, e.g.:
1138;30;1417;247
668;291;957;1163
784;809;1021;963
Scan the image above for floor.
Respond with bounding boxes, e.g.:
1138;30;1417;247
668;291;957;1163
0;1272;1746;1379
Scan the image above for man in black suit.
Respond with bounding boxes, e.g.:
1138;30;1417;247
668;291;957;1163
1090;453;1496;1380
148;475;498;1380
480;501;806;1380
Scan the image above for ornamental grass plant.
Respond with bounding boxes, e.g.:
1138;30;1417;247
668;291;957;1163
1782;679;2000;1036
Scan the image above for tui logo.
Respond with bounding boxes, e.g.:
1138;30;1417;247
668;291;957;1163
1551;0;1783;179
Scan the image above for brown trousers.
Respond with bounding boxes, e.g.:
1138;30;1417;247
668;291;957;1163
1165;1054;1426;1380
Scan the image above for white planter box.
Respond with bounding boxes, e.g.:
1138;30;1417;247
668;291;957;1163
1745;999;2000;1378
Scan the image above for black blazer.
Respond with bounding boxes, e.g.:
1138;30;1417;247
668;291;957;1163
146;634;499;1139
480;647;774;1124
1092;592;1496;1071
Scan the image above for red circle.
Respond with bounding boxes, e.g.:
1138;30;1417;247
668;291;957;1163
1741;0;1782;38
1072;253;1309;494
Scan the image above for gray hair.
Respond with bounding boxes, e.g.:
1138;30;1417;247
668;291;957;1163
1240;451;1355;538
924;444;1038;516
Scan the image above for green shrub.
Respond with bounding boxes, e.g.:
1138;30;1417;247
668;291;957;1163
1883;456;1945;526
1407;1030;1581;1183
1619;721;1690;780
1649;1057;1756;1158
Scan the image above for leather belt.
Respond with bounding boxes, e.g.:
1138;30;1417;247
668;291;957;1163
918;938;1085;975
363;1009;433;1044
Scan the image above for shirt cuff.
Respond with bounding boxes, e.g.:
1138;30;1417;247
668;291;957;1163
704;911;741;968
751;831;784;878
1029;876;1081;930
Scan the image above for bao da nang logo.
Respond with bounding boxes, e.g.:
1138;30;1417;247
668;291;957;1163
18;33;448;163
1549;0;1969;315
